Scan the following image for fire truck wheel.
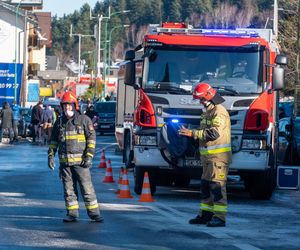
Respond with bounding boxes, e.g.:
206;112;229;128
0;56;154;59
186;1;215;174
134;167;156;195
245;168;275;200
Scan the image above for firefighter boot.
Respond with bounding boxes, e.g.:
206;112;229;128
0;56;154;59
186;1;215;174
90;214;104;223
189;211;213;224
206;216;225;227
63;215;78;223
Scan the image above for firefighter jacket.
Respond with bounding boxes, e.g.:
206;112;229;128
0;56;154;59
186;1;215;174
192;103;232;164
48;112;96;166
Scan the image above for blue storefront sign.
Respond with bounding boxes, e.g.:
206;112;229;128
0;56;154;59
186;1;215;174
0;63;23;106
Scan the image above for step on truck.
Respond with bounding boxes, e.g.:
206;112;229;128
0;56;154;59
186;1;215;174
115;22;287;199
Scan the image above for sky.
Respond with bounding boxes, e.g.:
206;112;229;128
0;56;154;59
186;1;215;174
43;0;99;17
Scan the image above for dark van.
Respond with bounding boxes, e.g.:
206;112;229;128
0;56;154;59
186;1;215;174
94;101;116;135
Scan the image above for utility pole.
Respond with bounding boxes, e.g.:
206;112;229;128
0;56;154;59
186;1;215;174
70;25;95;82
90;6;130;98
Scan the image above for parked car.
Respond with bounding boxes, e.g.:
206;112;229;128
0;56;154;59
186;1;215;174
94;101;116;135
278;116;300;165
43;97;61;109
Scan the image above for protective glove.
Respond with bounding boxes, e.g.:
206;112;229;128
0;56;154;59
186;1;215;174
178;127;193;137
48;156;55;170
80;156;93;168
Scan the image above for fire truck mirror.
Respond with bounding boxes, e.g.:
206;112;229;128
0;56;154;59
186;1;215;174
275;54;288;66
125;50;135;61
272;67;285;91
125;61;136;86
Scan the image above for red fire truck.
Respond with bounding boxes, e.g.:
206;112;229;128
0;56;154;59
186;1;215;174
115;22;287;199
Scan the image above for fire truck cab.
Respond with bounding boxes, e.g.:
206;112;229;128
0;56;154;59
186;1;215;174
116;22;287;199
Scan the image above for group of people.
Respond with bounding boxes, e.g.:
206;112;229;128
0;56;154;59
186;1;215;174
0;99;62;145
30;100;61;144
0;100;21;144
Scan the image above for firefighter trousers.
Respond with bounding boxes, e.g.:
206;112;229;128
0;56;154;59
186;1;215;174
200;161;228;221
60;165;100;219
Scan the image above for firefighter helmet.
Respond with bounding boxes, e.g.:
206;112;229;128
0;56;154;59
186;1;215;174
193;82;216;101
61;92;79;110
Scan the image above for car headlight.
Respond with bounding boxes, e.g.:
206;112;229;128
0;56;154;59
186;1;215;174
135;135;157;146
242;139;267;150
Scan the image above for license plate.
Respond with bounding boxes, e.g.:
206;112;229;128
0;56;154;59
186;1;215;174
184;159;201;167
100;125;110;128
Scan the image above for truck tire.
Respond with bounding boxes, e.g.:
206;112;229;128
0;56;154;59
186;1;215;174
245;168;276;200
123;133;134;169
134;167;156;195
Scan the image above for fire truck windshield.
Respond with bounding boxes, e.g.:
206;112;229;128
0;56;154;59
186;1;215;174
143;47;262;95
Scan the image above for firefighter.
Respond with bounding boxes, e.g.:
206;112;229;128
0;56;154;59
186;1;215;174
48;92;103;223
179;83;231;227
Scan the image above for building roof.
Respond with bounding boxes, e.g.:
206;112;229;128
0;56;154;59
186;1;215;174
37;70;67;80
0;1;38;25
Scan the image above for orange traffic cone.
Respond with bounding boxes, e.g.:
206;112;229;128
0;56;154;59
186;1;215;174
139;172;155;202
118;169;133;198
115;167;124;194
103;159;115;183
98;149;107;168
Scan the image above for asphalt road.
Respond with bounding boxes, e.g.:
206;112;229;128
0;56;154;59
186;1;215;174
0;135;300;250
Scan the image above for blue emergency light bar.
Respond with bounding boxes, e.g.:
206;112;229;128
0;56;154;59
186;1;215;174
155;27;259;38
171;119;179;123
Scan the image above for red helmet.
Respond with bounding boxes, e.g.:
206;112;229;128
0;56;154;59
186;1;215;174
61;92;79;110
193;82;216;101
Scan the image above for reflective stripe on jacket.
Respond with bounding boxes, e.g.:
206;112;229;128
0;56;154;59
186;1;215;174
48;111;96;166
192;103;232;164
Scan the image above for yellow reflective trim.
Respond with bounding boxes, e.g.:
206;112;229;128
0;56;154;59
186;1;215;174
66;134;85;140
87;143;96;148
60;158;82;163
200;203;214;212
200;147;231;155
193;129;204;140
86;203;99;210
67;204;79;210
213;204;227;213
86;152;94;157
211;116;224;126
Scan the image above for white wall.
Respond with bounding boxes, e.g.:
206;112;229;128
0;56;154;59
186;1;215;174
0;6;25;63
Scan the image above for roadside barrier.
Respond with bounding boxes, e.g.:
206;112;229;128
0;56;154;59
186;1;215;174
118;169;133;198
139;172;155;202
103;159;115;183
98;149;107;168
115;167;124;194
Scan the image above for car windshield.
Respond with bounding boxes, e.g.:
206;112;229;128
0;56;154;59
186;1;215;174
95;102;116;113
143;46;262;95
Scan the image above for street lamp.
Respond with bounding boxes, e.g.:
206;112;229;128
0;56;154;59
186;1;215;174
91;6;129;98
103;8;130;84
70;25;96;82
107;25;130;86
14;0;24;102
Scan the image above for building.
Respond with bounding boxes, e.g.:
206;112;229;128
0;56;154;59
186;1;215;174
0;0;53;106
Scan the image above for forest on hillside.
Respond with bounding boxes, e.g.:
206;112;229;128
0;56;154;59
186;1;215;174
49;0;299;94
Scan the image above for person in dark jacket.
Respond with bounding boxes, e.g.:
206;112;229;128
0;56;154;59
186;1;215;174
12;100;20;142
48;92;103;223
0;102;14;143
85;105;98;120
41;105;54;144
31;101;44;143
